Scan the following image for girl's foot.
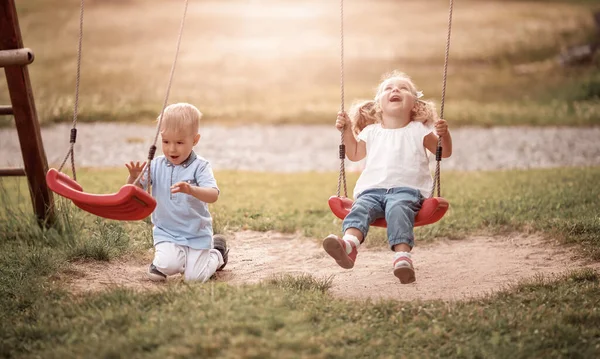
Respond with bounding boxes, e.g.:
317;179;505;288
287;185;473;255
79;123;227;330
323;234;358;269
393;255;415;284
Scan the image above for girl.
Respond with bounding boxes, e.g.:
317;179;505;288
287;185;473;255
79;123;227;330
323;71;452;284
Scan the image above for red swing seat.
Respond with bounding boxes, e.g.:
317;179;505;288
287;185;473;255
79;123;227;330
328;195;449;228
46;168;156;221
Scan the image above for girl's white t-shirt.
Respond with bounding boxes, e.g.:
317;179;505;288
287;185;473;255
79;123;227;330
353;121;433;198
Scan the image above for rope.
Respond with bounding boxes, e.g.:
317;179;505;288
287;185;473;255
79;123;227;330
58;0;85;181
430;0;454;198
336;0;347;198
134;0;190;189
339;0;345;114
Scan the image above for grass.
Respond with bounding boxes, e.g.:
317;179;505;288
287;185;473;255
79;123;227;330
1;0;599;127
48;166;600;258
2;165;600;258
0;183;153;263
1;167;599;357
1;228;599;357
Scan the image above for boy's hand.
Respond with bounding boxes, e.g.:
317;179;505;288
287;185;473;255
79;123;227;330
171;181;192;195
434;119;449;137
125;161;147;179
335;111;349;132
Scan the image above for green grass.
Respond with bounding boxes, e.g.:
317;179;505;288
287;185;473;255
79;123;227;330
0;184;153;263
1;167;600;357
1;237;599;357
2;166;599;258
0;0;599;127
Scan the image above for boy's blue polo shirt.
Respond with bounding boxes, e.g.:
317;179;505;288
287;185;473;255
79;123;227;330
144;151;218;250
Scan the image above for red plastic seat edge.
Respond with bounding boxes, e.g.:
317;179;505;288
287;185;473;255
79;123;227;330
46;168;156;220
73;185;156;220
46;168;84;194
328;195;449;228
74;199;155;221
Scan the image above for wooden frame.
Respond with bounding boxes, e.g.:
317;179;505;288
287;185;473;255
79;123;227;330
0;0;55;226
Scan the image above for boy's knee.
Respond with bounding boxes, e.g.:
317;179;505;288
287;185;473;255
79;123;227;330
154;257;182;276
183;250;222;282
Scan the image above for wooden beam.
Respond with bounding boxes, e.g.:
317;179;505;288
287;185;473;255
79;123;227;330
0;168;26;176
0;0;55;226
0;48;34;67
0;105;13;115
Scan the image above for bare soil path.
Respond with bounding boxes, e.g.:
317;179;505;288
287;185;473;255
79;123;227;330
64;231;599;301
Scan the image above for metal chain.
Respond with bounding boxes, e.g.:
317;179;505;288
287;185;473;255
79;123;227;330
336;0;348;198
134;0;190;189
58;0;85;181
430;0;454;198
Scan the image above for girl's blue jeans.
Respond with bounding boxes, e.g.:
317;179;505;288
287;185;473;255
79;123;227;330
342;187;423;250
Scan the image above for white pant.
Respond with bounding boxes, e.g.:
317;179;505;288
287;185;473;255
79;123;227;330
153;242;224;282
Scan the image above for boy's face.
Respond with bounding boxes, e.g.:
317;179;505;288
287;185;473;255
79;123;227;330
160;129;200;165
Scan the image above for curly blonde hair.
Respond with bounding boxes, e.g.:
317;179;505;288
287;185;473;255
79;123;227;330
349;100;381;137
350;71;438;135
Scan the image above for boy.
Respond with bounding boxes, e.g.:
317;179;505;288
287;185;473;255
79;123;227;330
126;103;228;282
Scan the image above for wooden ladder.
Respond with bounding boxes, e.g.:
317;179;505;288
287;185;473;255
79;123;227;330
0;0;55;226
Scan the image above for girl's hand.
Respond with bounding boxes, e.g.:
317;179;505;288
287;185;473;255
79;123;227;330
435;119;449;137
335;111;349;132
125;161;146;179
171;181;192;195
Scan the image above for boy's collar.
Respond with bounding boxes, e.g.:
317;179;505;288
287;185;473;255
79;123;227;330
166;151;197;168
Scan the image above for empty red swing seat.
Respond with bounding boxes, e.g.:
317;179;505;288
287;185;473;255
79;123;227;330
46;168;156;221
328;195;449;228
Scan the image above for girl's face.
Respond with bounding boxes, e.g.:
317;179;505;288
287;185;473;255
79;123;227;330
160;128;200;165
377;77;417;116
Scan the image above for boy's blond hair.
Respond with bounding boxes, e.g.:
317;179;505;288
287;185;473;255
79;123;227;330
350;71;438;135
159;103;202;134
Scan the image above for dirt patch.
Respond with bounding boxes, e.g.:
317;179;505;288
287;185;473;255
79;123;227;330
64;254;163;294
65;231;599;301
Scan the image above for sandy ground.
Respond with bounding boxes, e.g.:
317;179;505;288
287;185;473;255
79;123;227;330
63;230;599;302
